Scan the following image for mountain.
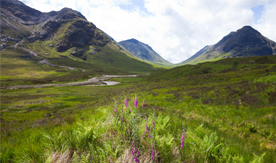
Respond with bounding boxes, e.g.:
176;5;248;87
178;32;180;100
0;0;161;79
181;26;276;64
119;38;171;65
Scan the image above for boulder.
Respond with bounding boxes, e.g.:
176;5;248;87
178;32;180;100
27;35;39;43
0;43;7;50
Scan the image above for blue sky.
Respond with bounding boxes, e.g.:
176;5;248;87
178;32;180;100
252;5;264;24
22;0;276;63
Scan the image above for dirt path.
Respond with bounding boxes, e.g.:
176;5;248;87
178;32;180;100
1;75;137;90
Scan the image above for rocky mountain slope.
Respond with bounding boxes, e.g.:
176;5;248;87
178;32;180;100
0;0;160;74
181;26;276;64
119;38;171;65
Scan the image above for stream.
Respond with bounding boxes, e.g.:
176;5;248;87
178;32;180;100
1;75;137;90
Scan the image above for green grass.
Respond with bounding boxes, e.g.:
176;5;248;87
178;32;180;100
106;77;144;83
1;55;276;162
0;45;163;87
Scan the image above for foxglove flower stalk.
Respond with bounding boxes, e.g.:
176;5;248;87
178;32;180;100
181;130;187;149
151;145;155;162
114;100;118;116
134;95;138;109
132;143;140;163
142;99;145;109
142;130;145;138
125;97;128;108
134;156;140;163
131;143;134;155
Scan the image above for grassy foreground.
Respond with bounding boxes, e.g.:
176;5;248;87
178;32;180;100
1;55;276;162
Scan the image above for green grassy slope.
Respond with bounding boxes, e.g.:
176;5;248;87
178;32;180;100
0;45;162;87
1;55;275;162
0;17;164;86
1;4;164;87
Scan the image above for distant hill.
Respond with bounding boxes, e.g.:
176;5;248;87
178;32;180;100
181;26;276;64
119;39;171;65
0;0;162;76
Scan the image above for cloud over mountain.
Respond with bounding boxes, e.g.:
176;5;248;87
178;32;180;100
21;0;276;63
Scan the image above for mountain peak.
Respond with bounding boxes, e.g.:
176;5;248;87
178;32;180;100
56;7;87;20
241;25;254;30
237;25;260;35
128;38;140;44
119;39;171;64
181;26;276;64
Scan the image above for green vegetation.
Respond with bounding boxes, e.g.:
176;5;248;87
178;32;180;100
1;55;276;162
0;44;163;87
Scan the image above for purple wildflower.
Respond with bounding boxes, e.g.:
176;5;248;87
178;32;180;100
142;99;145;109
114;101;118;116
146;120;149;133
125;97;128;108
131;143;134;155
132;143;140;163
151;145;155;162
134;156;140;163
148;133;151;138
137;151;141;158
180;131;187;149
134;95;138;109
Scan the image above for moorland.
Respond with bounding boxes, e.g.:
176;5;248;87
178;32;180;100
1;55;276;162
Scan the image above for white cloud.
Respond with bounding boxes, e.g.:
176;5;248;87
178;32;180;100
21;0;276;63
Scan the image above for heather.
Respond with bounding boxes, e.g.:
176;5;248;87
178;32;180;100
1;55;276;162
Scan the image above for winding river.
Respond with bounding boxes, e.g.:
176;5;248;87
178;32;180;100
1;75;137;90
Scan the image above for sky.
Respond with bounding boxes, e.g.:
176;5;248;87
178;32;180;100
21;0;276;63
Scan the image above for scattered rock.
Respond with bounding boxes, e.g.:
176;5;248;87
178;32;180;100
90;50;95;54
94;47;101;52
27;35;39;43
49;44;53;47
0;36;21;43
20;55;30;60
71;49;86;60
0;43;7;50
39;20;61;40
45;53;48;55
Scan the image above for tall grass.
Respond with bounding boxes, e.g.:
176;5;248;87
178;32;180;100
1;55;276;162
2;95;270;163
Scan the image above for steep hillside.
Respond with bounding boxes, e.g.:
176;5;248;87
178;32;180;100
181;26;276;64
119;38;171;65
0;0;162;86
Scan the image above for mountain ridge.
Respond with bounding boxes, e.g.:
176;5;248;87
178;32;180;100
181;26;276;65
119;38;171;65
0;0;162;77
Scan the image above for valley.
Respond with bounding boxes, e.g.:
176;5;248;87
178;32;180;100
1;0;276;163
1;74;138;89
1;55;276;162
